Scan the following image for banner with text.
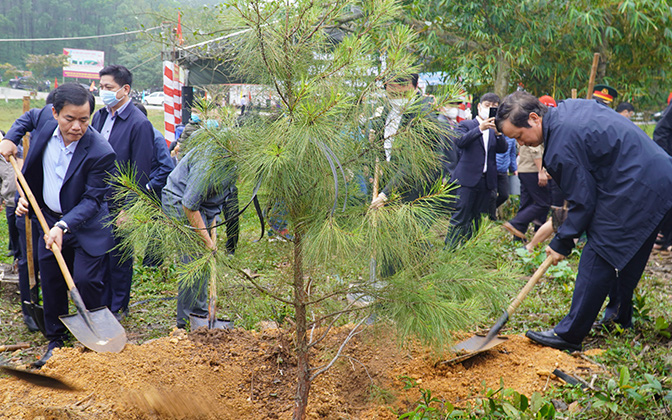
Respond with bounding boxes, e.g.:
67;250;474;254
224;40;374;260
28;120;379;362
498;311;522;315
63;48;104;79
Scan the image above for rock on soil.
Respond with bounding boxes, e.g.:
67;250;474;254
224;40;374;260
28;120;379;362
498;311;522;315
0;325;599;419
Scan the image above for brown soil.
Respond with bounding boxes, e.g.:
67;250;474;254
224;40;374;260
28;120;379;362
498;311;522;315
0;324;599;419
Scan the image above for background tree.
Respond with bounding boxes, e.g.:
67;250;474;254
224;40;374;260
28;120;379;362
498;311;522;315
401;0;672;108
114;0;519;419
25;53;68;80
0;63;21;81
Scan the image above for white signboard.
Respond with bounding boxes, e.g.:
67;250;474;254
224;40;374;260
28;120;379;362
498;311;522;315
63;48;104;79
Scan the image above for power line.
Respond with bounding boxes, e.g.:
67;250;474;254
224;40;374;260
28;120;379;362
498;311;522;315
0;26;162;43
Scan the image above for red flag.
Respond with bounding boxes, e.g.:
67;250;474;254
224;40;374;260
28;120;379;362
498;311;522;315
54;78;58;88
177;12;183;45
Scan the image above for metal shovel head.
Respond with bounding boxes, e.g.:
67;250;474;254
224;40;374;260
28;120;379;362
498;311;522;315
189;313;234;331
440;335;509;365
60;306;127;353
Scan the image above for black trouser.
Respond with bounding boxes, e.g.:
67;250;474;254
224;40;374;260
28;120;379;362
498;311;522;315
6;205;19;259
495;172;510;208
38;212;107;343
554;225;659;344
16;213;40;316
489;172;510;219
509;172;550;234
445;176;492;247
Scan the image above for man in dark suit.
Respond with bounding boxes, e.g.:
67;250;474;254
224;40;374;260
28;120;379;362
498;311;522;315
3;95;55;333
92;65;155;319
0;83;116;366
445;92;508;247
497;91;672;351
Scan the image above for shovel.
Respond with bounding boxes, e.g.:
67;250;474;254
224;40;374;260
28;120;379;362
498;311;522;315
189;225;233;330
441;256;553;364
9;155;127;353
17;184;47;336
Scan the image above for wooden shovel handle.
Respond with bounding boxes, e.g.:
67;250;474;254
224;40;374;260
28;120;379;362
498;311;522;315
9;155;76;292
506;256;554;315
208;221;217;302
14;175;37;289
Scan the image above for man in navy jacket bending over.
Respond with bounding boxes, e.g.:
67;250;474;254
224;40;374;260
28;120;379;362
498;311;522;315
496;91;672;351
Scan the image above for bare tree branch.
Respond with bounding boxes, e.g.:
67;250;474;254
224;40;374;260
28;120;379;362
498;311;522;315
309;317;367;381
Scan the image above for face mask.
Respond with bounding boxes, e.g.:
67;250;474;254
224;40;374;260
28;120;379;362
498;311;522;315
100;87;124;107
444;107;459;119
389;98;410;111
478;105;490;120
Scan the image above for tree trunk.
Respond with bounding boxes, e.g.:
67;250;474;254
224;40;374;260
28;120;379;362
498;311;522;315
494;54;511;100
292;229;310;420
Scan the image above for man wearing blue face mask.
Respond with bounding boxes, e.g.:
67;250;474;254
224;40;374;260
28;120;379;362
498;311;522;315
92;64;155;320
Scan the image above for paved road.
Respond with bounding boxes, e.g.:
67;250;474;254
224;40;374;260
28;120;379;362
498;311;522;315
0;87;50;101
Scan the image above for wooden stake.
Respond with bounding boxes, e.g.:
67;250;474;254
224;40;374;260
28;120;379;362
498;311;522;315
586;53;600;99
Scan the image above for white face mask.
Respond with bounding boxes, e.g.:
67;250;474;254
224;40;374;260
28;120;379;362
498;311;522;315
443;107;459;120
478;105;490;120
101;87;125;107
389;98;410;111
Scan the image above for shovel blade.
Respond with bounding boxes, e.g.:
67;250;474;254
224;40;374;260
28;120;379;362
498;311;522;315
189;313;233;331
451;335;508;353
60;307;126;353
439;335;509;365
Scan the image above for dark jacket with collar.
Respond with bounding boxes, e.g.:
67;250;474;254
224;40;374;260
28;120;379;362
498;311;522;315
543;99;672;270
452;118;508;189
653;103;672;156
92;101;155;199
148;127;174;196
5;114;116;256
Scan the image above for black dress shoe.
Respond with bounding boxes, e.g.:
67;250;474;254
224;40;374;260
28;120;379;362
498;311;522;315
31;340;63;369
23;314;40;333
525;329;581;352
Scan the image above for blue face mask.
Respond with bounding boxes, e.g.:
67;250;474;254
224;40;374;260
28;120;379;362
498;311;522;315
100;87;124;107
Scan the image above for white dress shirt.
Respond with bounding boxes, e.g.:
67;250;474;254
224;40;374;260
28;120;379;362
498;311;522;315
43;127;79;213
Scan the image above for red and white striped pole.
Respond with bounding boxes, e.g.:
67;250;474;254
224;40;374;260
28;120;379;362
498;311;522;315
163;61;182;146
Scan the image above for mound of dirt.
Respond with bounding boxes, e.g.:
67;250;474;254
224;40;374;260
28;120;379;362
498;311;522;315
0;324;600;419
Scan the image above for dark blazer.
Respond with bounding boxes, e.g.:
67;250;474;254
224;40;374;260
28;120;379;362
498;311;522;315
452;118;508;189
4;105;55;147
92;102;155;198
543;99;672;270
6;110;116;257
148;127;175;196
653;103;672;156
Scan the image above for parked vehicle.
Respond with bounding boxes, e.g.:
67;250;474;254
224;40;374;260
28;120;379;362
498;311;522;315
143;91;165;106
79;83;99;96
9;77;49;92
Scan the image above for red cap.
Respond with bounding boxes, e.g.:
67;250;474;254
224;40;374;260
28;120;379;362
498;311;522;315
668;92;672;105
539;95;557;107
